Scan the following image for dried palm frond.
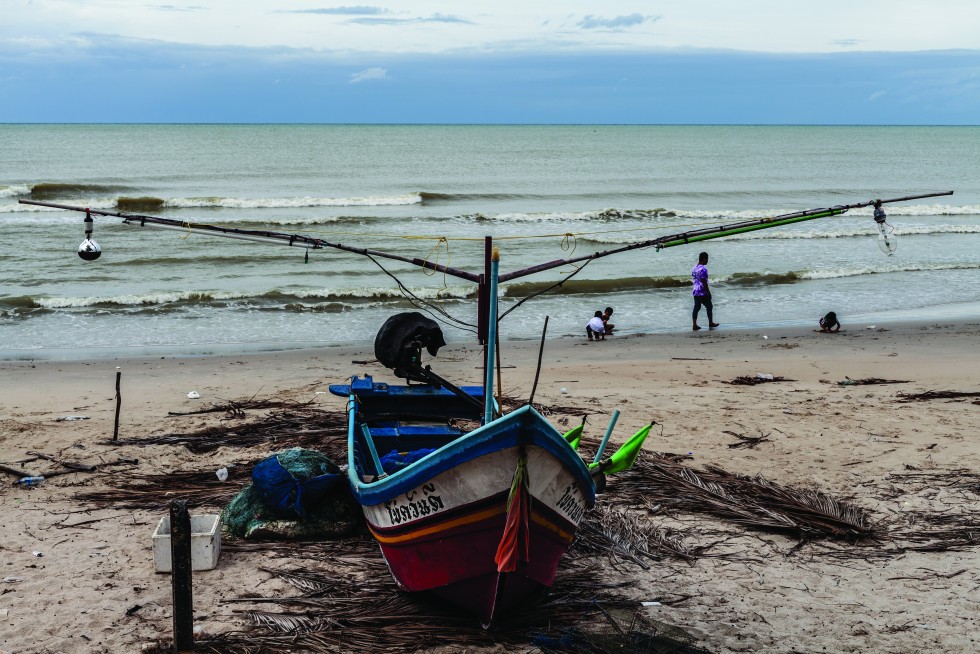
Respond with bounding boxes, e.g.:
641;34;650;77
611;455;877;541
571;505;695;564
894;389;980;403
168;397;316;417
837;377;911;386
241;610;326;634
110;407;348;453
723;429;772;449
77;465;257;509
726;375;794;385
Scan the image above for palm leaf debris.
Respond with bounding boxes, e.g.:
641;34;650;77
609;454;878;541
723;429;772;449
726;375;795;385
109;406;349;453
837;377;911;386
894;390;980;403
151;561;706;654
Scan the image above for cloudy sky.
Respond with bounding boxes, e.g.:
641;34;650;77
2;1;979;123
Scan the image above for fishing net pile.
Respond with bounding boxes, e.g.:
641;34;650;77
221;447;361;540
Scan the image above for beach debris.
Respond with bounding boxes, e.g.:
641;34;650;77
167;395;310;417
894;390;980;403
186;391;201;399
866;325;876;330
613;454;877;541
32;551;43;557
14;476;45;487
2;577;23;583
55;415;89;421
183;560;704;654
726;374;795;385
723;429;773;449
838;377;912;386
762;335;768;340
215;467;229;482
560;387;569;394
125;604;143;616
0;462;36;479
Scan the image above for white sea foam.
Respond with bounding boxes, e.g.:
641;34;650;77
34;290;250;309
800;262;980;281
0;184;31;198
165;194;422;209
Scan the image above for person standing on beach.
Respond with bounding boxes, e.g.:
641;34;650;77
692;252;719;331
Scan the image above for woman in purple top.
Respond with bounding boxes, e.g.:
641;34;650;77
692;252;719;331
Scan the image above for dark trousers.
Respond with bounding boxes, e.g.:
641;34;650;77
693;296;713;323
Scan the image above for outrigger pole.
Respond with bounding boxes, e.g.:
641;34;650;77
18;190;954;344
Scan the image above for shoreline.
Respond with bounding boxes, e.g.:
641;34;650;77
5;302;980;363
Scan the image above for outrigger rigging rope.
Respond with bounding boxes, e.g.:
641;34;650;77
364;253;478;334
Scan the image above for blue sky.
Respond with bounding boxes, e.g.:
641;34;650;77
2;1;979;124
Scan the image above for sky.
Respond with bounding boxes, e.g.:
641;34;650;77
2;1;979;123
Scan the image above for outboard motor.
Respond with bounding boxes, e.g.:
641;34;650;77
374;312;447;382
373;312;483;412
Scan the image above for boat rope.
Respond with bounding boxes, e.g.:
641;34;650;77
364;253;478;333
497;258;593;321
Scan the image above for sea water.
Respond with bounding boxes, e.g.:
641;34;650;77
2;124;978;360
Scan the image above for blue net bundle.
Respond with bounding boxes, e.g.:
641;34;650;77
221;448;361;540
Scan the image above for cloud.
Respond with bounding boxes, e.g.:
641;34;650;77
145;4;206;11
833;39;861;47
868;90;887;101
349;66;388;83
282;6;389;15
350;13;473;26
577;14;657;30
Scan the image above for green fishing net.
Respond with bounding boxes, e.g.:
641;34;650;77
221;448;362;540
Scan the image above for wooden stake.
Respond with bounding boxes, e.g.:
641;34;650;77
112;371;122;442
170;500;194;652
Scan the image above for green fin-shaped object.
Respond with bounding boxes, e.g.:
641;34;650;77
562;423;583;451
589;422;653;474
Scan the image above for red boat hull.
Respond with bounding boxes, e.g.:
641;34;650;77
370;493;576;624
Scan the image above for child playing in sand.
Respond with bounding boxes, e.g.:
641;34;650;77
586;311;606;341
602;307;615;335
819;311;841;333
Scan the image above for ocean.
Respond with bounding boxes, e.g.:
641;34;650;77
2;124;979;361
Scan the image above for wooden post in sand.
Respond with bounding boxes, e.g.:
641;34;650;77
112;371;122;441
170;500;194;652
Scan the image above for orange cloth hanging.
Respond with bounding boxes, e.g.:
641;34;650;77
495;449;530;573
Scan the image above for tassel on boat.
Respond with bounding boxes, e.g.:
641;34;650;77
495;448;530;572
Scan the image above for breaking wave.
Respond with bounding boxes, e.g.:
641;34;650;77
18;285;477;311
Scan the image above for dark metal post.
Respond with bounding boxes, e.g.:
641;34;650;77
170;500;194;652
528;316;549;406
112;371;122;441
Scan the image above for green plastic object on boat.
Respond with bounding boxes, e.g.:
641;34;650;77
563;423;583;450
589;422;653;475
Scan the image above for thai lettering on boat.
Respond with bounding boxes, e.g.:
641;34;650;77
555;483;585;523
384;486;445;525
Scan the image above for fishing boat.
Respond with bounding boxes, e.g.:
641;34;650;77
328;309;607;625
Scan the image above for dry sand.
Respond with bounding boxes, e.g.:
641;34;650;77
1;320;979;654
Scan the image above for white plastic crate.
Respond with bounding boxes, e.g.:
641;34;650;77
152;514;221;573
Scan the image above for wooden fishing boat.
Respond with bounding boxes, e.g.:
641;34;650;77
326;302;653;625
329;373;595;626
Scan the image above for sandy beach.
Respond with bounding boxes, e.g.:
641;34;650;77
2;320;978;654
